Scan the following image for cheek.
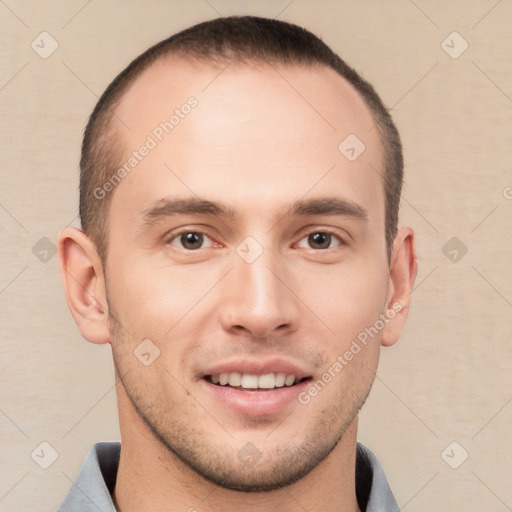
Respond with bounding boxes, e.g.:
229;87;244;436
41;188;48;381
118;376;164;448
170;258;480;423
302;261;388;345
105;256;217;339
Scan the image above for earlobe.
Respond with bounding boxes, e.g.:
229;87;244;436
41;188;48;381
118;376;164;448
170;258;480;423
381;226;418;347
58;227;111;344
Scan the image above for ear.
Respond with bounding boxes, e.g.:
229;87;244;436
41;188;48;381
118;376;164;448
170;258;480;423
381;226;418;347
57;227;110;344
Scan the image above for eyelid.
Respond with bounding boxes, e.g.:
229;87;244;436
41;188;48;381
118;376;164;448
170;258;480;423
165;227;219;249
294;227;348;248
163;225;349;251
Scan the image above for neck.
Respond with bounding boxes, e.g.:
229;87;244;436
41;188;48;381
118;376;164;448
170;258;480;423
113;385;361;512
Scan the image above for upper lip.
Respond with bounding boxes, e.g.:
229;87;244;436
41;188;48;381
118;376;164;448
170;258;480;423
201;357;312;380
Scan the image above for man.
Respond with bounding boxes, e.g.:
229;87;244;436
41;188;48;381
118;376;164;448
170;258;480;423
58;15;417;512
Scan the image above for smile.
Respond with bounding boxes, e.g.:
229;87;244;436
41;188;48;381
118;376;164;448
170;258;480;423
205;372;308;390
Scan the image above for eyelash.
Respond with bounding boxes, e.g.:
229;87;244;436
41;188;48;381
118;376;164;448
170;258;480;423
165;228;346;251
295;229;345;250
166;230;218;250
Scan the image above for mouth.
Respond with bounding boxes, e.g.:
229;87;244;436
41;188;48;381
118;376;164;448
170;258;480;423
204;372;311;391
199;358;314;416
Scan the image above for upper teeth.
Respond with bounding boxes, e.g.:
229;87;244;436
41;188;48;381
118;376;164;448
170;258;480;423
211;372;298;389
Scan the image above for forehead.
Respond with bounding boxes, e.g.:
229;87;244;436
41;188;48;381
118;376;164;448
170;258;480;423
115;55;378;143
108;56;384;225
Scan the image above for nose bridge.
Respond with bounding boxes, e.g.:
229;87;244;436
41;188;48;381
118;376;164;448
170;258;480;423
219;237;299;337
240;245;280;307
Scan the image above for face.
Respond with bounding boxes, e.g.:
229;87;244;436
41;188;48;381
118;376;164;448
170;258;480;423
104;57;390;491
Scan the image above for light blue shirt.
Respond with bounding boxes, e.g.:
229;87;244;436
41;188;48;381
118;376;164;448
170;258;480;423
58;441;400;511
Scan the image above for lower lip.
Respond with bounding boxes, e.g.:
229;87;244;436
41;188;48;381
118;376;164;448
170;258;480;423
200;378;311;416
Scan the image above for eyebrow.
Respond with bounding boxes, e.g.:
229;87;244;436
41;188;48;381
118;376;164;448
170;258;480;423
141;196;368;226
287;197;367;219
141;197;237;225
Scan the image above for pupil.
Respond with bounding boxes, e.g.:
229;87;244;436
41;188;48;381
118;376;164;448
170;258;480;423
181;232;203;249
309;232;330;249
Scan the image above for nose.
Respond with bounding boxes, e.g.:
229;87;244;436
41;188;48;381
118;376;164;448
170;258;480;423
218;245;301;339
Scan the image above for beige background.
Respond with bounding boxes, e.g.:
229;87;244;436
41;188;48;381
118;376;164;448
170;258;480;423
1;0;511;510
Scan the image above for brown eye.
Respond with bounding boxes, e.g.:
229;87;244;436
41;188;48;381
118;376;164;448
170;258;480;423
308;233;331;249
180;232;204;250
296;231;342;250
168;231;214;250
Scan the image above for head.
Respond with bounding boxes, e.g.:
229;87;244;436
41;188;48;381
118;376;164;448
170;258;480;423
59;16;416;492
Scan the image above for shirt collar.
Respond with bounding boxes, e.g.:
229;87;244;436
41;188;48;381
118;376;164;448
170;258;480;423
355;443;400;511
58;442;119;512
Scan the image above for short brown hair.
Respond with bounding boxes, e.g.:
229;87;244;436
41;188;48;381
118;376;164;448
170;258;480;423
80;16;403;262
